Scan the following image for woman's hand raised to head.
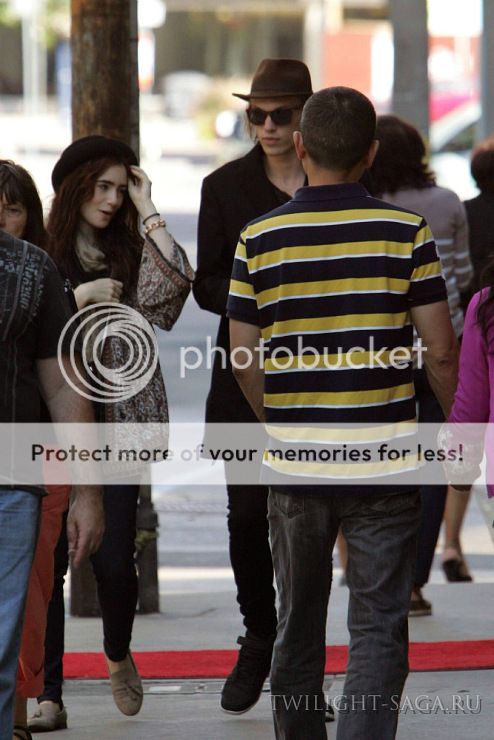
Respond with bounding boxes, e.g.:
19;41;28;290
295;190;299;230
128;164;174;261
74;278;124;309
128;165;156;220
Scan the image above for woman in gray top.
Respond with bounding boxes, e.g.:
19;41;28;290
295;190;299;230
370;115;473;615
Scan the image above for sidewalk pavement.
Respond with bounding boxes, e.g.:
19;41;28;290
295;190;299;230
27;485;494;740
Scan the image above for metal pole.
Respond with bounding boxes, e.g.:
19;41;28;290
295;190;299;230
389;0;430;140
303;0;343;91
21;0;43;118
303;0;326;91
21;15;33;116
480;0;494;139
136;482;160;613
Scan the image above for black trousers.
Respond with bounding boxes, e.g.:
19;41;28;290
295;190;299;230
414;368;447;588
39;484;140;704
225;460;277;639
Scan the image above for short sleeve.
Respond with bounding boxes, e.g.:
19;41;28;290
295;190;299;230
408;219;448;306
34;260;77;360
226;234;260;326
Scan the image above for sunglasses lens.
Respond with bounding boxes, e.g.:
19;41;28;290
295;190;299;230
270;109;293;125
248;108;267;125
248;108;295;126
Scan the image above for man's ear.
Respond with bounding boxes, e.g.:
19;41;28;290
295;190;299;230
363;139;379;169
293;131;306;161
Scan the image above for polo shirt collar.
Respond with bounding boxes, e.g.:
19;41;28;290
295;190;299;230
293;182;369;201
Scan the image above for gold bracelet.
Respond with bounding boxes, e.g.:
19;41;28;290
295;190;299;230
144;218;166;236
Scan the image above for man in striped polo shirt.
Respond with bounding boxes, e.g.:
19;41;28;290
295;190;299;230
227;87;458;739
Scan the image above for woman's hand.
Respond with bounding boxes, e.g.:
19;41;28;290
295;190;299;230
128;164;174;260
74;278;123;309
128;165;155;219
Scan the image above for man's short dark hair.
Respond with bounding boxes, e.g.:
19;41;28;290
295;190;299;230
300;87;376;171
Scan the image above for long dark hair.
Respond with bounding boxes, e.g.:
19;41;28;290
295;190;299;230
46;157;143;289
370;115;436;196
0;159;46;247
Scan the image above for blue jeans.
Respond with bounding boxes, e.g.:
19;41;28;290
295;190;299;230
268;488;420;740
0;489;40;737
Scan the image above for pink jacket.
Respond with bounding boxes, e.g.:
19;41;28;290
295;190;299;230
448;289;494;496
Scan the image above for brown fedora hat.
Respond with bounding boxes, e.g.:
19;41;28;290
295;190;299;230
233;58;313;101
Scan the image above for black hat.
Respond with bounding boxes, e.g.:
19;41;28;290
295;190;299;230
52;135;138;191
233;58;313;101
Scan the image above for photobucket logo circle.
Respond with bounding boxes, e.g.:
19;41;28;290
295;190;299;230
57;302;158;402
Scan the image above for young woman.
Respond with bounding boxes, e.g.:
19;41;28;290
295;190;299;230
370;115;473;614
0;160;72;740
27;135;193;732
445;270;494;495
440;137;494;581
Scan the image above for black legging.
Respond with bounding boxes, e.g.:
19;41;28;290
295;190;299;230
39;484;139;704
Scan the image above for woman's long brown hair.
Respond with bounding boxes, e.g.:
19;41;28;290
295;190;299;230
370;115;436;196
46;157;143;291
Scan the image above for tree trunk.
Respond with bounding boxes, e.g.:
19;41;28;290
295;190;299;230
71;0;138;153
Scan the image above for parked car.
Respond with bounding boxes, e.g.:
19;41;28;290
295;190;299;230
430;101;480;200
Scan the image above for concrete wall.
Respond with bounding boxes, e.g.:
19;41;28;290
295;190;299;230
153;10;303;90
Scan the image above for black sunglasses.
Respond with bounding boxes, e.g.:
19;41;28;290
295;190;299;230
247;106;302;126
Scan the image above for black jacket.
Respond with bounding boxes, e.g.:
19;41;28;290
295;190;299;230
464;192;494;291
194;144;291;423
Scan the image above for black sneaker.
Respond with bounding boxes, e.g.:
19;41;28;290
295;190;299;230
325;700;335;722
221;632;274;714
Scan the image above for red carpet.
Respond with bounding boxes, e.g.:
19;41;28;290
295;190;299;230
63;641;494;679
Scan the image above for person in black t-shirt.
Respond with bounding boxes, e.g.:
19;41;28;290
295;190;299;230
0;217;104;739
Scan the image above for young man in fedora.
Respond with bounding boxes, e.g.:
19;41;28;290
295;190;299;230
193;58;314;715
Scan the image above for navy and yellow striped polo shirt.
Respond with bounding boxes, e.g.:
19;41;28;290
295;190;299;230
226;182;447;484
